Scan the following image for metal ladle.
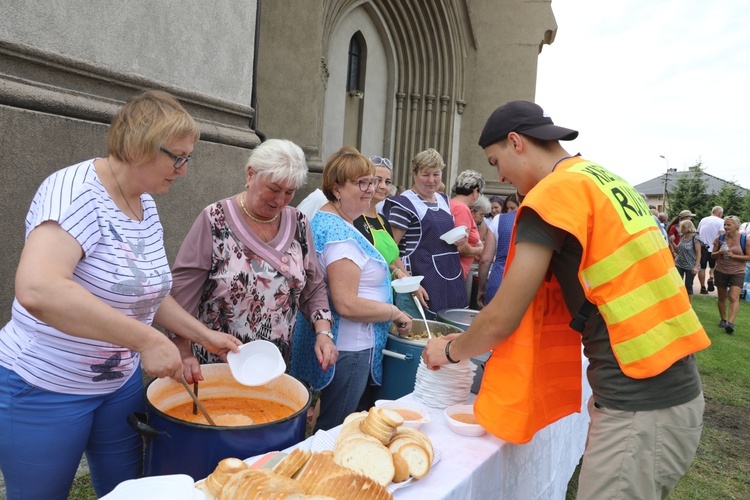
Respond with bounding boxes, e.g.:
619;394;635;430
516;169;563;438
413;295;433;339
180;377;216;426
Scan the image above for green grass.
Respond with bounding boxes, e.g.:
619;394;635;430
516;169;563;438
567;294;750;499
69;296;750;500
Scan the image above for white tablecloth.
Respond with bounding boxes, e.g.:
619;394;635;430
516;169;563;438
298;358;592;500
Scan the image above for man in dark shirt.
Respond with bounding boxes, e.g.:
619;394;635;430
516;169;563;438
423;101;705;499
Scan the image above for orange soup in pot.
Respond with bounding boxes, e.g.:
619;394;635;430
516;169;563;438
165;397;295;426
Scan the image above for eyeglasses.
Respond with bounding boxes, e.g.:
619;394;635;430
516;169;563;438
350;178;379;192
369;156;393;170
160;147;192;169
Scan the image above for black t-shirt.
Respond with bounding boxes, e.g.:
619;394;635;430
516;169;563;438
353;213;394;246
515;208;701;411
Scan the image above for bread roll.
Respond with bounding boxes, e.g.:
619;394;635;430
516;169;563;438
391;452;410;483
273;448;312;478
393;442;430;479
376;408;404;427
205;457;249;497
334;437;395;486
391;426;433;462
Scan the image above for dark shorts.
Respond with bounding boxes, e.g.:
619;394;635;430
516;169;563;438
713;270;744;289
700;244;716;269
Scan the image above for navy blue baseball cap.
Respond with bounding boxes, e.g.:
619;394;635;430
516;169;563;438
478;101;578;148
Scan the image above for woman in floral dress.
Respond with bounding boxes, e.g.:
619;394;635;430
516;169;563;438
170;139;336;383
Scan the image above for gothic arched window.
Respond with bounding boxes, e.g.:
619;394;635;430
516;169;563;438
346;33;365;92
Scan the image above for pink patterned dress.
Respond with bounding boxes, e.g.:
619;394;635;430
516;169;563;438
171;198;331;365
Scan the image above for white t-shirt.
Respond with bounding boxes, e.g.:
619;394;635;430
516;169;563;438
0;160;171;395
697;215;724;251
488;213;501;240
318;239;389;352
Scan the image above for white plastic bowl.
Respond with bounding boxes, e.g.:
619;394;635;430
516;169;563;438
440;225;468;244
101;474;203;499
444;404;486;437
391;275;424;294
226;340;286;386
375;399;431;429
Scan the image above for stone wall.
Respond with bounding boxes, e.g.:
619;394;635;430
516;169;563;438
0;1;261;324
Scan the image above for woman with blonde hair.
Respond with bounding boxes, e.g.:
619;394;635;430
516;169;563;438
383;148;468;319
292;147;412;430
674;219;702;302
0;90;241;498
711;215;750;334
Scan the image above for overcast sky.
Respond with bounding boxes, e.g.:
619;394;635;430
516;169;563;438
535;0;750;190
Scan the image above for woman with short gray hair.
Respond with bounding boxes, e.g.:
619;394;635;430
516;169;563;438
472;194;492;244
170;139;336;382
450;170;485;280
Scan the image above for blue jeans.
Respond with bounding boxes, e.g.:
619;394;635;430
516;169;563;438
0;365;145;499
315;348;373;431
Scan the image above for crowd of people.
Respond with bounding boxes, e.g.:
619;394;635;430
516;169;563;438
653;204;750;334
1;88;748;499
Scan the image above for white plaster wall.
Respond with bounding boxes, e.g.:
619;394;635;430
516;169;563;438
0;0;256;105
322;6;390;160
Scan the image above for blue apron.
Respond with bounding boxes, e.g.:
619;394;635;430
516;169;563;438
387;191;468;315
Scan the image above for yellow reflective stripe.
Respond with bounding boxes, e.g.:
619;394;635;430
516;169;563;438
598;269;683;325
580;229;665;289
613;309;704;365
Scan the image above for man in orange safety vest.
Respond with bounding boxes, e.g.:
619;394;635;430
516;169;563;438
423;101;709;500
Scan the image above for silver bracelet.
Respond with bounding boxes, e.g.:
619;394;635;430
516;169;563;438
316;330;334;340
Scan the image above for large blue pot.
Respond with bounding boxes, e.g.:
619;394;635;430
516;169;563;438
129;363;311;481
373;319;464;401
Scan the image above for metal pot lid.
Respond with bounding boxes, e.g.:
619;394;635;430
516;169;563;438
437;308;480;329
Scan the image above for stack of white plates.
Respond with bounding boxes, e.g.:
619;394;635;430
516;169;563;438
412;358;477;409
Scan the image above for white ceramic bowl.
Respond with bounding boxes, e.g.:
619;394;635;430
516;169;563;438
374;399;431;429
444;404;486;437
226;340;286;386
391;275;424;294
440;225;468;244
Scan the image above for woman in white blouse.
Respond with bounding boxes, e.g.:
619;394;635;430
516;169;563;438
291;147;412;431
0;91;241;499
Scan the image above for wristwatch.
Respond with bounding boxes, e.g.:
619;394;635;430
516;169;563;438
316;330;334;340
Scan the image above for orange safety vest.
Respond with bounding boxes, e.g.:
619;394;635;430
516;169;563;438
475;158;710;444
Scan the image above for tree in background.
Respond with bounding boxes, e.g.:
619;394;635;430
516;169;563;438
715;182;745;219
741;193;750;225
668;162;710;219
